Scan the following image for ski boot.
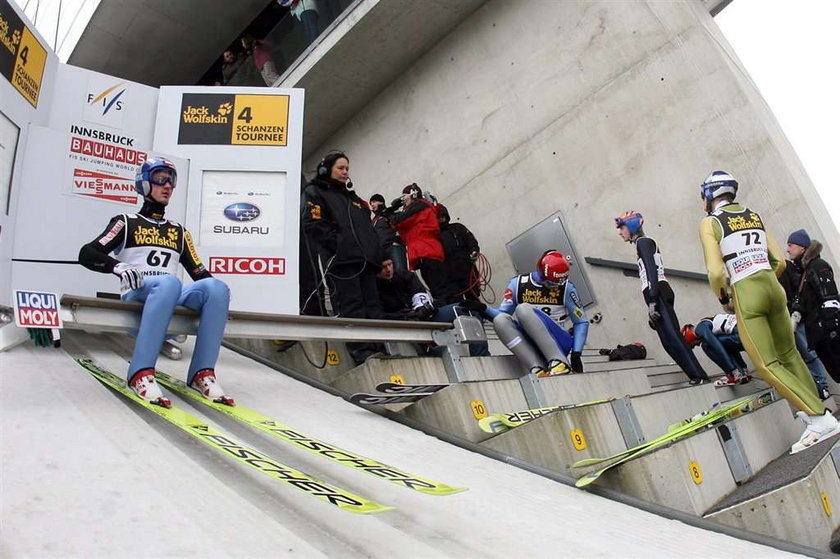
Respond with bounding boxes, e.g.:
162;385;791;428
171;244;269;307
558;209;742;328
714;374;737;387
734;369;751;384
542;360;571;377
791;410;840;453
128;368;171;408
160;340;183;361
190;369;235;406
530;366;548;377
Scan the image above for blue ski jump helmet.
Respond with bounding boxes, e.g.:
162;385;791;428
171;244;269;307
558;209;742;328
614;210;644;236
135;157;177;198
700;170;738;202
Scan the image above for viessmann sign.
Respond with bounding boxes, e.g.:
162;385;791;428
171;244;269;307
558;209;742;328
177;93;289;146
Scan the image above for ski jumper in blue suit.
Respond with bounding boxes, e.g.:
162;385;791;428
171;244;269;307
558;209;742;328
486;272;588;374
635;236;708;381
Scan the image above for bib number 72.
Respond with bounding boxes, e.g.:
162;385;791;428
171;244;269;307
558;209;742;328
741;232;761;245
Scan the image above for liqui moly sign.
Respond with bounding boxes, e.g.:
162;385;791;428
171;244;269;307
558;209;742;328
14;290;62;328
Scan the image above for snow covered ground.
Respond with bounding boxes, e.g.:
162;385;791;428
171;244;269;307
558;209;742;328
0;331;803;558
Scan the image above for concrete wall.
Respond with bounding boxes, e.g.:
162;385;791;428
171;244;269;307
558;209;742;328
303;0;838;363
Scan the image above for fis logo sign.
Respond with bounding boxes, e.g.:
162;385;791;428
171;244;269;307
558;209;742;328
83;78;128;126
87;82;126;115
14;290;62;328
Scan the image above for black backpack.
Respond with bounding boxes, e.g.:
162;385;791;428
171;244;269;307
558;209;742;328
600;343;647;361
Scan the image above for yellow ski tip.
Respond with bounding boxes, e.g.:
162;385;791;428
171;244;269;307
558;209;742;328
417;485;469;496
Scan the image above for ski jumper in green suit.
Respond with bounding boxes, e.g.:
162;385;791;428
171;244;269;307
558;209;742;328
700;201;825;415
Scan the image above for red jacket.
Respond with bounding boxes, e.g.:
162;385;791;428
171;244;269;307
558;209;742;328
391;199;444;267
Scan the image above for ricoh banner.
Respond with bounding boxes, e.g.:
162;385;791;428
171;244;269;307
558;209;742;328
154;86;304;314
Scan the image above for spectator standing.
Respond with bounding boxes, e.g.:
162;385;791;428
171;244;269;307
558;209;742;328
302;151;384;364
241;34;281;86
370;193;408;274
437;204;481;304
788;230;840;383
389;183;450;303
220;49;246;85
779;228;831;399
289;0;321;44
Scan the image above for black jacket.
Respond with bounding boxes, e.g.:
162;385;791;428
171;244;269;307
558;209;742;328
302;177;383;268
376;270;426;317
371;212;401;250
796;241;840;344
440;221;480;299
777;258;802;312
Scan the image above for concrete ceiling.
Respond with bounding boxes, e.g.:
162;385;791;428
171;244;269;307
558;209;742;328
66;0;271;86
280;0;489;156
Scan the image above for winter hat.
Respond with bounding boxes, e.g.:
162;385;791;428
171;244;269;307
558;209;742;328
787;229;811;248
402;183;422;198
369;194;385;204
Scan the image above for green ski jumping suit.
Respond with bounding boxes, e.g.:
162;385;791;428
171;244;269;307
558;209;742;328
700;202;825;415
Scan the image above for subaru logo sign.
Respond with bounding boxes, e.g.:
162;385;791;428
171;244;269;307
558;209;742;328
223;203;261;222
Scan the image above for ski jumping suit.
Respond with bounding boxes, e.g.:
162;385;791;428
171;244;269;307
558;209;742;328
79;210;230;383
694;314;748;375
487;272;589;372
700;202;824;415
635;236;708;381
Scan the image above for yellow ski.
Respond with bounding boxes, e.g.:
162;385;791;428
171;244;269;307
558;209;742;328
76;358;391;514
154;368;467;497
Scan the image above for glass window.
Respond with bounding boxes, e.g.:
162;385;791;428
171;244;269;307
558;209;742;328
0;110;20;215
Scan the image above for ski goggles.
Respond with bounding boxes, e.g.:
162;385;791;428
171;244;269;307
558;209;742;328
150;169;177;187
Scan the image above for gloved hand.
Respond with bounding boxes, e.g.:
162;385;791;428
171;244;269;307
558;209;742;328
113;262;144;291
791;311;802;330
411;292;436;319
647;302;660;324
570;351;583;373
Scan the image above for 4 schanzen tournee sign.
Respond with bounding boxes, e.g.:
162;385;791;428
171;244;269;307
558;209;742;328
178;93;289;146
0;0;48;107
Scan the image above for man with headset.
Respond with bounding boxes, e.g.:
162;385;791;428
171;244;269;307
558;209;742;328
302;151;385;364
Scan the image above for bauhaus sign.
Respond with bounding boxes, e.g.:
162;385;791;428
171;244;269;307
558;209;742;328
177;93;289;146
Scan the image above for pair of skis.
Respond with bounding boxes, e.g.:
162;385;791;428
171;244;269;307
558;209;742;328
349;382;450;405
572;391;777;488
76;358;465;515
477;398;616;434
